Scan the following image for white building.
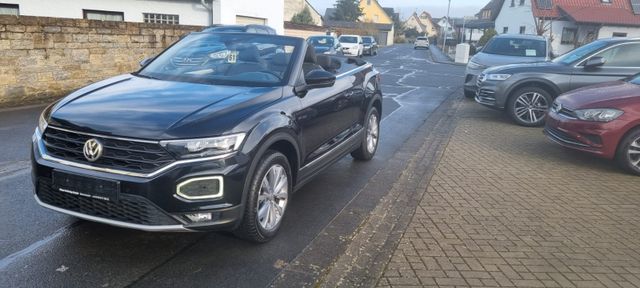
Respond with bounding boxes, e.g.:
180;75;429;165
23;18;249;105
493;0;640;55
2;0;285;34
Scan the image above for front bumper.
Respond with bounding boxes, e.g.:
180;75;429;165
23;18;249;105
474;78;512;110
544;111;622;159
31;128;248;232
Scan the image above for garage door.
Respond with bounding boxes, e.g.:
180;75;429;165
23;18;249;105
236;15;267;25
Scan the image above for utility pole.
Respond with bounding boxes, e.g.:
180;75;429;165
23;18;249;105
441;0;451;51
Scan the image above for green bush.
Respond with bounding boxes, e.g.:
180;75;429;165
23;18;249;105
478;29;497;47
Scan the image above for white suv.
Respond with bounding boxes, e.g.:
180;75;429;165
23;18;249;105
414;37;430;49
338;35;364;57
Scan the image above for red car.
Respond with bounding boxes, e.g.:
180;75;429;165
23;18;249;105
544;74;640;175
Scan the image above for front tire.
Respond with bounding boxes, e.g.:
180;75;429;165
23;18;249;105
234;150;292;243
507;87;552;127
352;107;380;161
616;127;640;176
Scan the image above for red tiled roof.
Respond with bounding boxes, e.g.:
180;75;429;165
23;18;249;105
531;0;640;26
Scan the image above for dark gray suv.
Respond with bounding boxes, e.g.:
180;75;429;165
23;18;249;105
475;38;640;126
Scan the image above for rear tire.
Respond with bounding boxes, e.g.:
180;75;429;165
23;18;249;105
352;107;380;161
507;86;552;127
616;127;640;176
234;150;292;243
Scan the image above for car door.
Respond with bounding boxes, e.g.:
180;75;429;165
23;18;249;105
296;71;362;164
570;42;640;90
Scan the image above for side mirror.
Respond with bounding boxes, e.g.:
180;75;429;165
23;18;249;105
294;70;336;96
584;56;605;69
139;57;154;67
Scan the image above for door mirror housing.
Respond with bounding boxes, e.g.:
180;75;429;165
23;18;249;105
584;56;605;69
139;57;154;67
294;70;336;97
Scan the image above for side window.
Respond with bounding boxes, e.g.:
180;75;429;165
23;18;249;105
593;43;640;67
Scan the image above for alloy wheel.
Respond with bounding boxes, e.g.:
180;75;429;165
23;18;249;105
256;164;288;232
514;92;549;124
366;113;379;153
628;136;640;169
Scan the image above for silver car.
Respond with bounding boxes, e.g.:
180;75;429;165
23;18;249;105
464;34;550;97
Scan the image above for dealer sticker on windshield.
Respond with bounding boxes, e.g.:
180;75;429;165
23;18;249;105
525;49;537;56
227;51;238;63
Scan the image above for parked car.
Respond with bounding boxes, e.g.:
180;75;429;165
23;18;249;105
414;36;429;49
362;36;378;56
464;34;551;98
544;74;640;175
32;32;383;242
475;38;640;126
338;35;364;57
201;24;277;34
307;35;341;55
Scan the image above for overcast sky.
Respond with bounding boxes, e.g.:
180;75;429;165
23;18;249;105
307;0;486;19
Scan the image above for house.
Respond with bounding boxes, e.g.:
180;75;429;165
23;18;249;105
284;0;322;26
494;0;640;55
433;17;457;40
459;0;504;43
404;11;439;37
0;0;285;34
324;0;395;46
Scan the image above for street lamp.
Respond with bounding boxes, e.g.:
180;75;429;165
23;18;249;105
441;0;451;51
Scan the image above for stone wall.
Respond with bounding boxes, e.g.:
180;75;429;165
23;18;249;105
0;15;202;108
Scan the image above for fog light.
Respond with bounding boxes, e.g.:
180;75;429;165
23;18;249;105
176;176;223;200
185;213;212;223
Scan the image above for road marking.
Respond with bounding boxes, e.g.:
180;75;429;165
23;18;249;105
0;224;74;271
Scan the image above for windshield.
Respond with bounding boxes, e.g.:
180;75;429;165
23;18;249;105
417;37;428;41
339;36;358;44
363;37;373;44
308;37;334;47
482;38;546;57
137;33;299;87
552;40;609;65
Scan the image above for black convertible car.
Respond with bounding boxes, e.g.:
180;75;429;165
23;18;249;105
32;33;383;242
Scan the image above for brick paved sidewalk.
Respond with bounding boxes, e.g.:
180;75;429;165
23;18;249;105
377;100;640;288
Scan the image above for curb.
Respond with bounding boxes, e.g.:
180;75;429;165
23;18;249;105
428;47;467;67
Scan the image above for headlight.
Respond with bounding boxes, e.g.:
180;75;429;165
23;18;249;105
38;111;48;133
485;74;511;81
160;133;246;159
467;61;486;70
575;108;623;122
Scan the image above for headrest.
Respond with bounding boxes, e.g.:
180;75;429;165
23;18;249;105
238;46;260;62
316;55;341;71
272;52;289;66
304;45;317;64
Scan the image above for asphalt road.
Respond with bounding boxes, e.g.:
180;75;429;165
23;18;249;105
0;44;465;288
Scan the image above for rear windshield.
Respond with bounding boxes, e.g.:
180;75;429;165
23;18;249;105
482;37;546;57
363;37;373;43
339;36;358;43
417;37;428;41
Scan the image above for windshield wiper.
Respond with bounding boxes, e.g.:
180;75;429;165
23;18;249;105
133;72;160;80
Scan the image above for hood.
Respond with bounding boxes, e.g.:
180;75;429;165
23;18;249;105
472;52;546;68
556;81;640;110
483;61;565;74
49;74;282;140
340;43;359;48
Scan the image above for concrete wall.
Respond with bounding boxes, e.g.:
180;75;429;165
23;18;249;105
0;15;201;108
213;0;284;34
283;21;325;39
494;0;536;35
12;0;211;26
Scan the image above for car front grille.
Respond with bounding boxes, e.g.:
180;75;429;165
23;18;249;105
37;178;179;226
476;73;486;87
551;102;578;119
475;88;496;104
42;126;174;173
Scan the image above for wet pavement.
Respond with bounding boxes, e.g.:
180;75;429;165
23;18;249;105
0;44;465;288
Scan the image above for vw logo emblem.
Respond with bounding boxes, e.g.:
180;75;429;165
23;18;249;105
83;138;103;162
552;103;562;113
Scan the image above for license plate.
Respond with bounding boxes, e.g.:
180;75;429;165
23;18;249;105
52;170;119;201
